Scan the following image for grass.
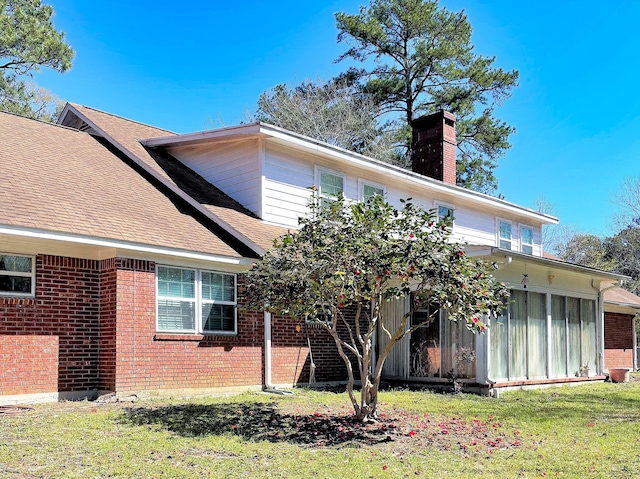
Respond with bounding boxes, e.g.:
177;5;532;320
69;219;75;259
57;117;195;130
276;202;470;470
1;382;640;478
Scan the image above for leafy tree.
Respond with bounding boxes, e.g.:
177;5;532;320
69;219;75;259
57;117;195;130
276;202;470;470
253;78;399;164
556;234;612;271
603;227;640;296
0;0;73;120
244;193;508;422
334;0;518;193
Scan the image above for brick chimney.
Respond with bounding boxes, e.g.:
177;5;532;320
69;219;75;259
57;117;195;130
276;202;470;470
410;110;457;185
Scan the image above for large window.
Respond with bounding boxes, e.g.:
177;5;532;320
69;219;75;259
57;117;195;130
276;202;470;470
409;307;476;379
498;220;512;250
489;291;598;381
0;254;35;297
156;266;237;335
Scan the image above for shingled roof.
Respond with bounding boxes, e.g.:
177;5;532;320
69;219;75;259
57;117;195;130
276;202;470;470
0;111;244;259
59;104;288;254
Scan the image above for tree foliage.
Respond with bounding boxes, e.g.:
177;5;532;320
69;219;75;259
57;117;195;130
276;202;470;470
244;193;508;422
0;0;73;120
253;78;399;164
334;0;518;192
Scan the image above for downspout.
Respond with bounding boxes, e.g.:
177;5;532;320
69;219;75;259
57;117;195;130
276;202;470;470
593;280;622;375
264;311;272;388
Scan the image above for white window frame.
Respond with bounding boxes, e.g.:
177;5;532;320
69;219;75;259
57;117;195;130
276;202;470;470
520;224;534;255
156;265;237;335
436;203;455;225
358;179;385;202
0;253;35;297
498;219;512;250
315;167;345;202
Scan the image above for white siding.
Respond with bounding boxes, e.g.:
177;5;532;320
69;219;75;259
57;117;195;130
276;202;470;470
263;144;315;227
168;137;545;255
169;139;262;216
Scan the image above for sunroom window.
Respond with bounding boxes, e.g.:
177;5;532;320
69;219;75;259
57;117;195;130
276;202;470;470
157;266;237;335
0;254;35;297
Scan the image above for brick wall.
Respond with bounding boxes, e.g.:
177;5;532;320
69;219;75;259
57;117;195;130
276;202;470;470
0;335;58;396
0;255;101;395
0;254;351;399
270;310;354;386
113;264;264;396
604;312;635;370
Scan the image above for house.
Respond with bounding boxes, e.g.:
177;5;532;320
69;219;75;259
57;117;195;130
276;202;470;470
0;104;629;404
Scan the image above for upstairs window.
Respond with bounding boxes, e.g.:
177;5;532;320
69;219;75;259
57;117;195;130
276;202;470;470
521;226;534;255
437;204;455;227
499;220;512;250
362;183;384;202
157;266;237;335
0;254;35;297
319;171;344;200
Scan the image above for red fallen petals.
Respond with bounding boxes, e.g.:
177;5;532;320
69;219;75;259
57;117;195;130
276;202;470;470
441;429;449;435
407;430;416;437
382;465;388;470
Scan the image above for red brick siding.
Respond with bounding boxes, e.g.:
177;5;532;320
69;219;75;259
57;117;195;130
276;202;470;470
0;335;58;395
99;259;117;392
270;312;353;385
604;312;635;370
604;349;633;370
0;254;351;398
114;265;264;394
0;255;101;394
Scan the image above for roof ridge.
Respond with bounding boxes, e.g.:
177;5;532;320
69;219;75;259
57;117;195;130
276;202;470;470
68;103;177;135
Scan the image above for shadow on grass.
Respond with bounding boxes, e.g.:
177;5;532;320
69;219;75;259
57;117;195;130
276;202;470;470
119;402;400;447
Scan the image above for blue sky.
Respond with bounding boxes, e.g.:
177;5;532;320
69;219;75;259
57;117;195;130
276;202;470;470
36;0;640;237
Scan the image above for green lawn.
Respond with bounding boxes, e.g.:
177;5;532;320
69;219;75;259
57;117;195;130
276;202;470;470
1;382;639;478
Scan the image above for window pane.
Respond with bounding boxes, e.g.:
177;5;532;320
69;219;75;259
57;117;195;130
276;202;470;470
0;275;31;293
202;272;235;302
158;300;195;331
158;266;195;299
550;295;567;377
489;308;509;380
509;290;527;378
438;205;454;221
0;255;32;273
528;292;547;378
441;312;475;379
581;299;597;374
320;172;343;197
202;304;236;332
363;184;383;201
567;297;581;376
410;307;440;378
521;227;533;254
499;221;511;239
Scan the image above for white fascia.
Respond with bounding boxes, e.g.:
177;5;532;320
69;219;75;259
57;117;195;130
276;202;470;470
0;225;252;266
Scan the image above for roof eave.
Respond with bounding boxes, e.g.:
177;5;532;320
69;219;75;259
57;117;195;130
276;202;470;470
467;246;629;281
